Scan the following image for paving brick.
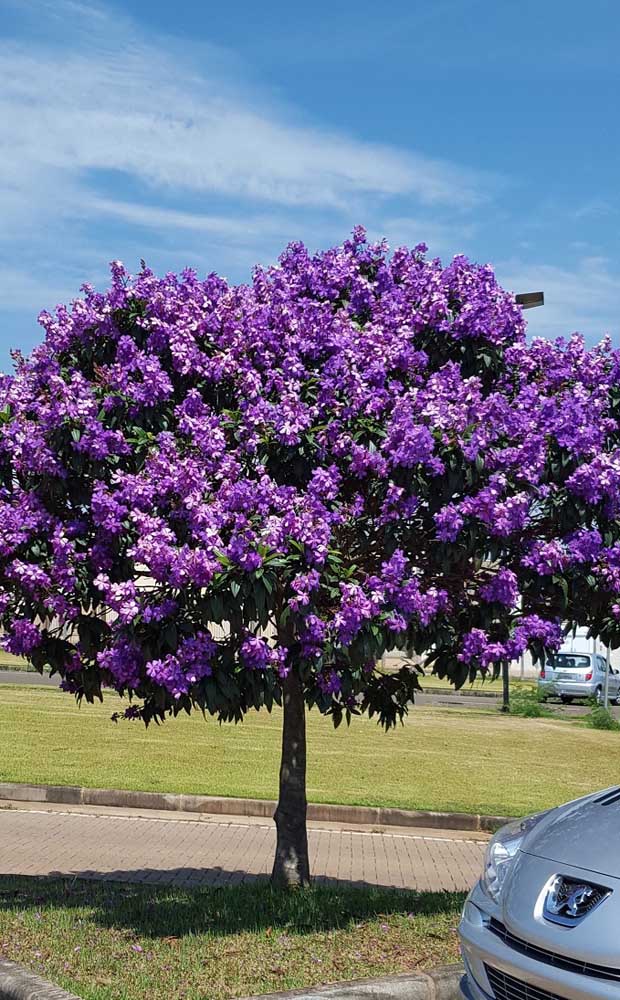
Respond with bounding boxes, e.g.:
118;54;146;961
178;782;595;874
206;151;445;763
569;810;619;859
0;807;485;892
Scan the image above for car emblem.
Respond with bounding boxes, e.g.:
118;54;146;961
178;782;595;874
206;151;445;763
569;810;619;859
544;875;611;926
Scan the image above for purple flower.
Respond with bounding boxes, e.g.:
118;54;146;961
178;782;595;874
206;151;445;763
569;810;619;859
334;583;379;644
565;528;602;564
289;569;321;611
508;616;563;658
522;541;568;576
386;613;407;632
317;670;342;695
479;569;518;608
299;614;327;658
239;634;287;674
2;619;42;655
177;631;216;682
240;636;272;671
97;641;142;688
434;505;464;542
146;656;188;699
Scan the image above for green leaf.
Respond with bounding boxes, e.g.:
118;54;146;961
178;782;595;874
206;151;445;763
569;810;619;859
164;624;178;651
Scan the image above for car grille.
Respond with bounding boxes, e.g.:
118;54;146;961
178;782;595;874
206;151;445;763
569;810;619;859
488;918;620;982
485;964;568;1000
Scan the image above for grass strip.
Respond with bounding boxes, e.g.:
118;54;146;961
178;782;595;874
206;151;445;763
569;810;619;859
0;877;464;1000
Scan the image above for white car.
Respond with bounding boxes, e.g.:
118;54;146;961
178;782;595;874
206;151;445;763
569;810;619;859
538;651;620;705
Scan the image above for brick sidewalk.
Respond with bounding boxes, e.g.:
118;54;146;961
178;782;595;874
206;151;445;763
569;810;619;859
0;804;485;892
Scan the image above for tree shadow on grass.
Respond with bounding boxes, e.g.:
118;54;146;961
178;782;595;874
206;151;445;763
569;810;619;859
0;871;466;939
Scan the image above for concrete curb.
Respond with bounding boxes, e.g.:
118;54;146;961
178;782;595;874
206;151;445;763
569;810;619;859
238;965;465;999
0;959;82;1000
0;782;509;833
0;962;465;1000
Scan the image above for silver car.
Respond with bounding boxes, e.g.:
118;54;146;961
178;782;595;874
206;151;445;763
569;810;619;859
538;651;620;705
459;787;620;999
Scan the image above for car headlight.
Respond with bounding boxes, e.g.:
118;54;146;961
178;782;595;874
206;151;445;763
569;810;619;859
481;811;550;903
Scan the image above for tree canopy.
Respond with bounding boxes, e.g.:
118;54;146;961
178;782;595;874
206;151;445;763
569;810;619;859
2;229;620;731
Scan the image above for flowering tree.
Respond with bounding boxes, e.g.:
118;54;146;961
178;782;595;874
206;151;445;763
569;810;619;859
2;229;620;886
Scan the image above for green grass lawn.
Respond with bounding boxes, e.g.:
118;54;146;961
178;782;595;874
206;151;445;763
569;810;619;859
1;685;619;817
0;652;32;671
0;877;463;1000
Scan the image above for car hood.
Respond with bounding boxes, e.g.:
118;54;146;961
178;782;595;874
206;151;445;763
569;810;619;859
523;786;620;878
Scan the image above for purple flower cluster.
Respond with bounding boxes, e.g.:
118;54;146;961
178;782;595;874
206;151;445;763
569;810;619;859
479;569;518;608
1;229;619;719
2;619;42;655
240;634;289;677
458;628;505;668
458;615;563;668
521;541;568;576
97;641;143;688
317;669;342;695
434;505;463;542
145;631;217;698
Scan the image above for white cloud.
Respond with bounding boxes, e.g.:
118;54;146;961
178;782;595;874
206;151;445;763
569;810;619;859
497;256;620;345
0;2;492;215
89;199;302;242
574;200;617;220
0;0;500;323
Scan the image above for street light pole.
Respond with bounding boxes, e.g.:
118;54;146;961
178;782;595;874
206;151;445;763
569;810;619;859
604;645;611;710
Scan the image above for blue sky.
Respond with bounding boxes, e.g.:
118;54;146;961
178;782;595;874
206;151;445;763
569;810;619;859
1;0;619;370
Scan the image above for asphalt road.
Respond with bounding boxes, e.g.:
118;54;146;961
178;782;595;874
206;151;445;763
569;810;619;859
0;669;59;686
417;691;500;709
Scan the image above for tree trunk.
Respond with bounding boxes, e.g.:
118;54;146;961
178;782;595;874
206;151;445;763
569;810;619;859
271;669;310;887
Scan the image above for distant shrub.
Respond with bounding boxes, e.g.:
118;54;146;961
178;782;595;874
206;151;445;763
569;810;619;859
509;686;554;718
585;706;620;731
